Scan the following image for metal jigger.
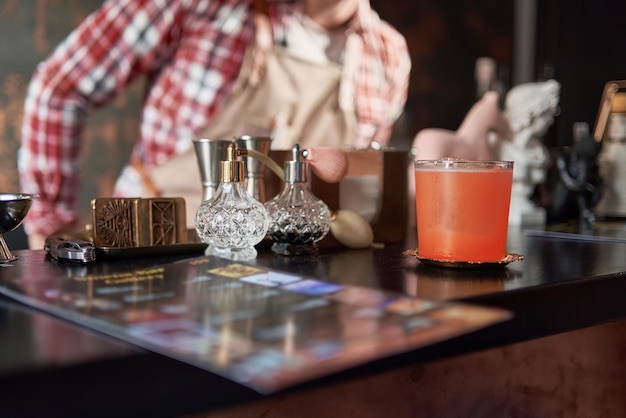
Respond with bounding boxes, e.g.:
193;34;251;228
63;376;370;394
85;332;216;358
193;138;233;201
235;135;273;202
0;193;37;263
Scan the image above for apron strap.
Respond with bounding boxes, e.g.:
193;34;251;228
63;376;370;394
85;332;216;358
339;32;359;114
249;0;273;87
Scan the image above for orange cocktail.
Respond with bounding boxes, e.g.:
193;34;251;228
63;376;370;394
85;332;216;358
414;159;513;262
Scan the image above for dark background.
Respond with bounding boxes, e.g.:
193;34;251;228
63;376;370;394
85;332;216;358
373;0;514;145
535;0;626;147
1;0;625;248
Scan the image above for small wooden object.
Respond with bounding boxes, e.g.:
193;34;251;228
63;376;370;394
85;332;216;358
91;197;187;248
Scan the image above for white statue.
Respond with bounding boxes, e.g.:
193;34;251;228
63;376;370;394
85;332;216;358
497;79;560;226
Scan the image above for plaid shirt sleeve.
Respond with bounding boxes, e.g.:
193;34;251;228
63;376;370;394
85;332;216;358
19;0;251;236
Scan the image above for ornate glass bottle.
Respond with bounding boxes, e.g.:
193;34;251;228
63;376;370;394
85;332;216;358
195;143;269;260
265;144;331;256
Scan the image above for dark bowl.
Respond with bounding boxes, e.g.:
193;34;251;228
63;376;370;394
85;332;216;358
0;193;37;234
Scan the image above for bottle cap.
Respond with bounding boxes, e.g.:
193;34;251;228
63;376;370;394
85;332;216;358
284;144;307;183
220;143;245;182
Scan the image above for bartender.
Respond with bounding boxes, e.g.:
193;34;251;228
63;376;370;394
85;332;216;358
18;0;411;249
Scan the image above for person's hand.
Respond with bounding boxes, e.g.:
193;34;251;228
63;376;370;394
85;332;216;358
27;233;47;250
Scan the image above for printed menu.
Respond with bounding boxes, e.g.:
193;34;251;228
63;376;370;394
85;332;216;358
0;255;511;393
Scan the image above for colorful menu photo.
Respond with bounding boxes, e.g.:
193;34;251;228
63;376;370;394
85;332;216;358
0;255;511;393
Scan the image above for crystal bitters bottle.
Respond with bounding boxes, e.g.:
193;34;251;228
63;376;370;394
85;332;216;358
194;143;269;260
264;144;331;256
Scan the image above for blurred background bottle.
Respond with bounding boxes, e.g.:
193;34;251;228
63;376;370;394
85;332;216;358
596;92;626;218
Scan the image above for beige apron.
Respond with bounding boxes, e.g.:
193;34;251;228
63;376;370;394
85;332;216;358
138;16;358;227
199;46;355;149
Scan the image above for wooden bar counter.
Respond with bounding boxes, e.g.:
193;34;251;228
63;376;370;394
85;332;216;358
1;226;626;417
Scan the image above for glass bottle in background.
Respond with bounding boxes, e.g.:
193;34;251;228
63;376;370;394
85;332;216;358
596;92;626;218
474;57;509;107
474;57;497;101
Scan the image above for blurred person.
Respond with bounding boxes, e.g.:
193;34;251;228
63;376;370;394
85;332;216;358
19;0;411;249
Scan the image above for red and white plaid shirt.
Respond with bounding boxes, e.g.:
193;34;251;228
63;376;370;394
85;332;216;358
19;0;410;236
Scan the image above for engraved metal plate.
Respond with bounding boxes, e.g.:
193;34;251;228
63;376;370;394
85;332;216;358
91;197;187;248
